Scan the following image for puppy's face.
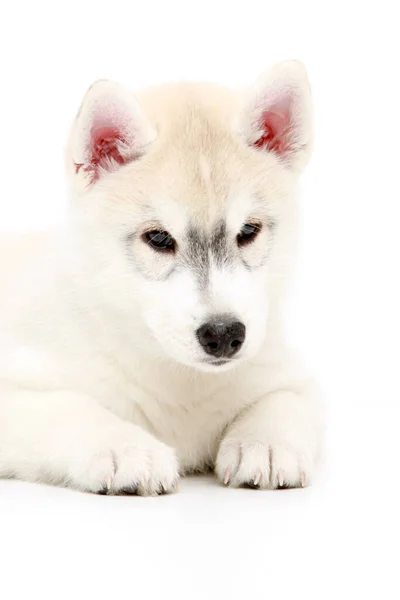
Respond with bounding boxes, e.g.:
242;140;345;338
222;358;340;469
68;62;312;371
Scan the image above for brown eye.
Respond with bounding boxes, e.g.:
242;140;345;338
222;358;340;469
237;223;262;246
143;230;176;252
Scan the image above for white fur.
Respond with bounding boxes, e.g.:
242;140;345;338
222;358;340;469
0;61;323;494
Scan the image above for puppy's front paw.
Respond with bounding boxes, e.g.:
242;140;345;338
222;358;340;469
215;437;312;490
66;426;179;496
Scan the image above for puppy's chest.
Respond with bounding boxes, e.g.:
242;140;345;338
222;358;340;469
106;372;254;472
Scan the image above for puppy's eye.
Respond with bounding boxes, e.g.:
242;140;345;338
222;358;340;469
237;223;262;246
143;230;176;252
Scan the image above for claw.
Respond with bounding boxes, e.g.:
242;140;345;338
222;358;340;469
106;476;112;492
278;470;284;488
224;468;231;485
253;472;261;486
301;472;306;488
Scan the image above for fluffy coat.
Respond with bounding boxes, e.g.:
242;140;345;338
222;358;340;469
0;61;323;494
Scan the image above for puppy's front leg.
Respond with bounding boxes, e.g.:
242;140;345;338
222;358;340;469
0;390;179;494
216;389;323;489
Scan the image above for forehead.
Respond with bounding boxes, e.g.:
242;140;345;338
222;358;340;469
147;89;248;221
112;83;286;230
139;150;268;239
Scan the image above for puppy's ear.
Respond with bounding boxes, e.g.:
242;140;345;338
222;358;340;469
240;61;313;172
68;80;156;187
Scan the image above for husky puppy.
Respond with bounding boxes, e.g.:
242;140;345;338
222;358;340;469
0;61;323;495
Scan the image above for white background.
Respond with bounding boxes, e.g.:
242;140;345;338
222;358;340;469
1;1;399;598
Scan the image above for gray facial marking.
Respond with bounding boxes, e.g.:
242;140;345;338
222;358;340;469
185;222;230;290
210;222;229;267
185;228;210;289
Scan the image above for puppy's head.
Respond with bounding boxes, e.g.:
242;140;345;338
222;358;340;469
66;61;312;371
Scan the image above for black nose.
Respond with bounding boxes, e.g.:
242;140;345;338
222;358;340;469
196;318;246;359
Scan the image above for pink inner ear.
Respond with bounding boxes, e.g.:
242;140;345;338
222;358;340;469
253;98;293;156
75;123;128;184
91;125;126;168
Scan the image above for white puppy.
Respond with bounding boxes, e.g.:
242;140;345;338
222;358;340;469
0;61;323;495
